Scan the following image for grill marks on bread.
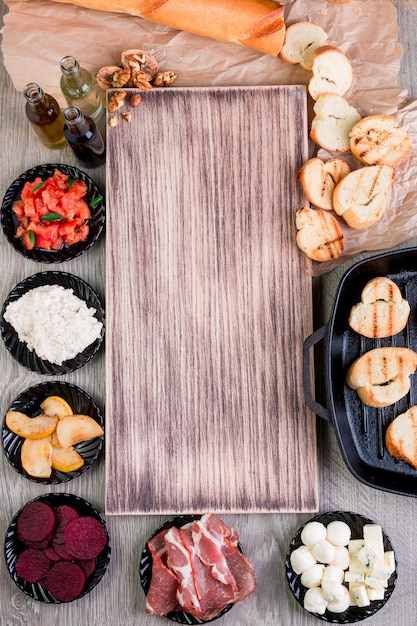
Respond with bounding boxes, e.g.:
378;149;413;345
385;406;417;470
295;207;344;261
349;115;412;166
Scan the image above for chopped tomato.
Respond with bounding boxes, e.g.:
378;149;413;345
13;168;92;252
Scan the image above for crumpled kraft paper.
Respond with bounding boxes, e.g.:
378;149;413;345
1;0;415;275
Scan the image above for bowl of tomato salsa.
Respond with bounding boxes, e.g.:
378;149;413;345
1;163;105;263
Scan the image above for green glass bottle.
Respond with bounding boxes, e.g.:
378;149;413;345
60;55;104;124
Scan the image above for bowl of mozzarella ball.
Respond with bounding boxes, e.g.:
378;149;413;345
285;512;397;623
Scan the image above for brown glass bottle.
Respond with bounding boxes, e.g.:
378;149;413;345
63;105;106;168
24;82;66;149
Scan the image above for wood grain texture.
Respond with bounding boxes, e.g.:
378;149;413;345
105;85;318;514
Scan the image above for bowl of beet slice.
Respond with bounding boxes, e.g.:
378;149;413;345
4;492;110;603
140;514;256;624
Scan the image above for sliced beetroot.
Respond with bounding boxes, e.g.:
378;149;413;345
43;544;61;562
17;501;56;547
46;561;86;602
53;505;79;543
76;558;96;579
64;516;107;560
15;548;51;583
52;541;73;561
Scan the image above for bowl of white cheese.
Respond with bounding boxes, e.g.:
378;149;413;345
285;511;397;623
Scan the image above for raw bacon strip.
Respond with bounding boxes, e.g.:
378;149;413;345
190;514;238;590
145;544;178;616
180;528;236;620
164;526;202;616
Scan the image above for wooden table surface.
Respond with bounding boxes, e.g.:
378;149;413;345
1;2;417;625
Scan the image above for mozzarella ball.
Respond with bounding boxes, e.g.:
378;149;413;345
322;565;344;584
301;521;327;547
290;545;316;574
327;585;350;613
304;587;328;615
330;546;350;570
322;580;346;603
326;520;351;546
301;563;325;588
312;539;335;564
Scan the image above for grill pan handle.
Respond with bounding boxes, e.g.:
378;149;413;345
303;325;330;422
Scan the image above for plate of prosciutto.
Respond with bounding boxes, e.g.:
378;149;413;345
140;513;256;623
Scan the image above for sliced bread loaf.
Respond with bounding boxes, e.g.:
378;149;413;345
385;406;417;470
308;45;353;101
346;346;417;408
295;207;344;262
279;22;328;70
310;94;361;152
349;277;410;338
297;157;351;211
332;164;395;229
349;115;412;166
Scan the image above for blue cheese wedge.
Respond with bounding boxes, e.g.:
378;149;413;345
351;584;370;607
355;544;380;571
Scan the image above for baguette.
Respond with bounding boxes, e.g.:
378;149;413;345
297;157;351;211
279;22;328;71
332;165;395;229
310;94;361;152
349;115;412;166
346;347;417;408
51;0;286;56
308;45;353;101
295;207;344;262
349;277;410;338
385;406;417;470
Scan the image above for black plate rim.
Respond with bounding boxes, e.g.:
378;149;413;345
139;514;237;624
0;270;105;375
285;511;397;624
2;380;104;484
0;163;105;263
4;492;111;603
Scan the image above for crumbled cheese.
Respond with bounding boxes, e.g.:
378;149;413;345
4;284;103;365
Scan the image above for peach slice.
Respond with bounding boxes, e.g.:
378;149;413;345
52;445;84;473
56;415;104;448
21;436;53;478
40;395;73;419
6;410;58;440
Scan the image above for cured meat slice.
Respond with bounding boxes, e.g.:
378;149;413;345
226;546;256;601
190;514;238;589
180;528;236;620
164;526;202;616
145;544;178;616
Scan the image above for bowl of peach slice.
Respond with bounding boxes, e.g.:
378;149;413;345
2;381;104;484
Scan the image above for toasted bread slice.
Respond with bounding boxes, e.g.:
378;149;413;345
295;207;344;262
349;277;410;338
349;115;412;166
346;346;417;408
332;165;395;229
386;406;417;469
297;158;351;211
308;45;353;101
279;22;328;70
310;94;361;152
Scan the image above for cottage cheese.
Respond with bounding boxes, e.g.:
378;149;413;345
4;284;103;365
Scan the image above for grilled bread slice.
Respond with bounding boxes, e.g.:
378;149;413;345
346;346;417;408
385;406;417;470
310;94;361;152
297;158;351;211
295;207;344;262
349;115;412;166
308;45;353;101
349;277;410;338
279;22;328;70
332;164;395;229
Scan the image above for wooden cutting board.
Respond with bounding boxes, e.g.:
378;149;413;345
105;85;318;514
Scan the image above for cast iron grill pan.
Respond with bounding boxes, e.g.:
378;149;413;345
304;247;417;498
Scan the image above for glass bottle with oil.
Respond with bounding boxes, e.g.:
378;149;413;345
24;82;66;149
60;56;104;124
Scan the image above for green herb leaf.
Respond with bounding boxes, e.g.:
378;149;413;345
32;181;45;192
41;213;65;221
89;195;103;208
28;230;35;246
67;176;75;188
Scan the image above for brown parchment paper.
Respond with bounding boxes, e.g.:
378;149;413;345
1;0;416;275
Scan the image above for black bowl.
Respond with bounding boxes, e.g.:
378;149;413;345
1;163;105;263
2;381;104;484
285;511;397;623
140;515;237;623
4;492;111;603
0;271;105;375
